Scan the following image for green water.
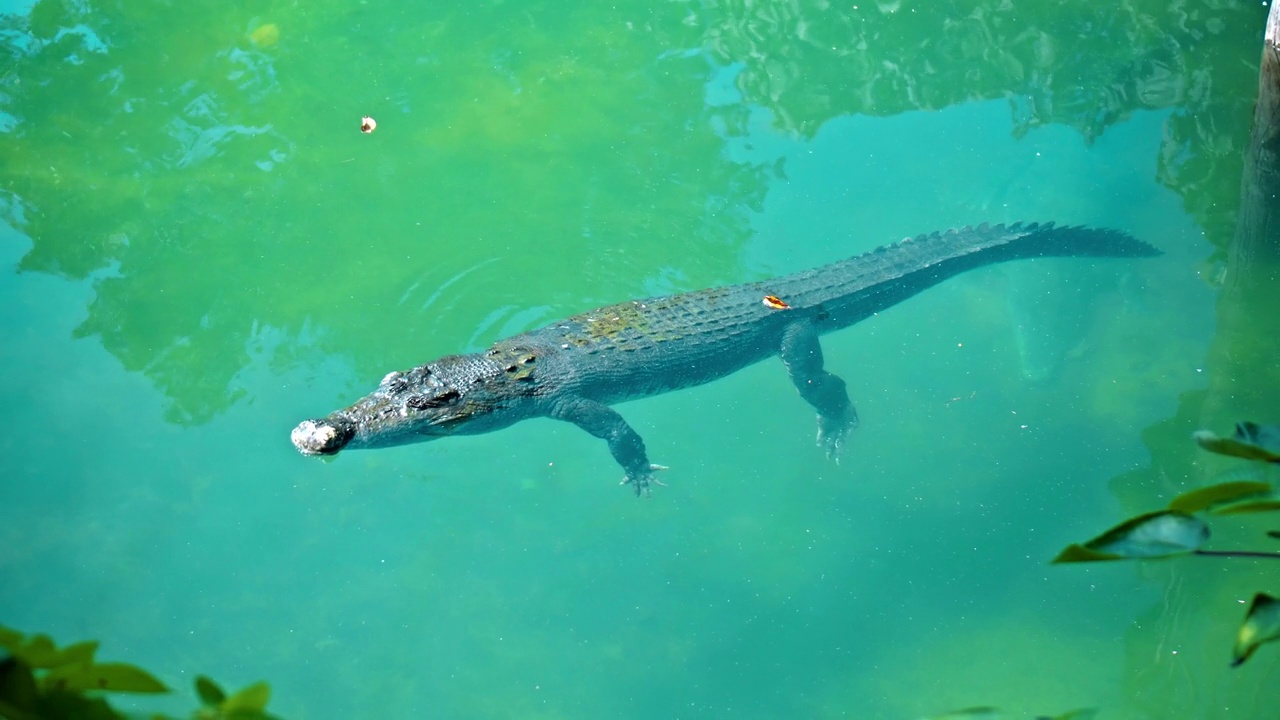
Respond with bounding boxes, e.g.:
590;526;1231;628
2;1;1277;717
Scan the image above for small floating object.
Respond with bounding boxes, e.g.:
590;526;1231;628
360;116;377;134
762;295;790;309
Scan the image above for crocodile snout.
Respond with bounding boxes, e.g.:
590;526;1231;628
291;417;356;455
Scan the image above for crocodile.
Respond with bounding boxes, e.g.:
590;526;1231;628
291;222;1158;495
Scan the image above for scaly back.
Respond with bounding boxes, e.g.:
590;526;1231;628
765;222;1160;331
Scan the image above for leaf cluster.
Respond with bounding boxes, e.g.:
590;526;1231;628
1053;421;1280;666
0;627;281;720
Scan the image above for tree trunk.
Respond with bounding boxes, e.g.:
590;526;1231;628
1197;2;1280;465
1230;1;1280;281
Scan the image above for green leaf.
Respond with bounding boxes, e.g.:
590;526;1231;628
0;655;40;719
1232;592;1280;666
0;626;24;652
1168;481;1273;513
195;675;226;707
1068;510;1209;561
221;681;271;712
1194;422;1280;463
56;642;100;668
0;630;99;672
40;662;168;694
16;634;61;668
1052;544;1123;564
1237;422;1280;455
1211;500;1280;515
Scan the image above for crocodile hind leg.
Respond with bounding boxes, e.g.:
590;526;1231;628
549;395;667;496
780;320;859;458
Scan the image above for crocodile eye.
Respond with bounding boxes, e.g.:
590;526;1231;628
406;389;461;410
381;371;408;392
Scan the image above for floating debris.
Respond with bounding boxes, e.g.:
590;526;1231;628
360;116;377;134
762;295;790;309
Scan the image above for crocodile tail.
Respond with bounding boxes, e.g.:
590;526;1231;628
772;222;1160;326
848;221;1161;279
882;221;1160;266
989;221;1161;259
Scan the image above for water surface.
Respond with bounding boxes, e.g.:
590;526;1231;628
1;1;1275;717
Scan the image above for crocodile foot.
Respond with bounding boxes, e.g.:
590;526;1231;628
622;464;669;497
816;415;854;461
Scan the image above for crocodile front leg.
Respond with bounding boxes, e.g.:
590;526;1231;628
780;319;859;458
550;396;666;496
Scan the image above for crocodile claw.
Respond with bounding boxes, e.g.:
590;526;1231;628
816;415;853;461
622;463;669;497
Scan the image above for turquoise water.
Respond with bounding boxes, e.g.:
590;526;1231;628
2;1;1277;718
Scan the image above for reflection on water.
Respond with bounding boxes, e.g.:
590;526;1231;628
0;1;1260;425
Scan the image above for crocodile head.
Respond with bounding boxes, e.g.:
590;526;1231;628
291;349;538;456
